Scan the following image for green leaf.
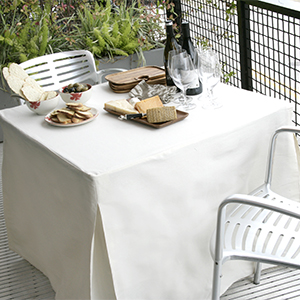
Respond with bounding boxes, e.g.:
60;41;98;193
4;38;13;46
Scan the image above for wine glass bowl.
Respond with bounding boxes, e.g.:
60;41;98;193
167;50;197;110
195;48;222;109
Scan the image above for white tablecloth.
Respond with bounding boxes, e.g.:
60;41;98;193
0;83;299;300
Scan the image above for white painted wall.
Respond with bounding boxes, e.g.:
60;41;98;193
260;0;300;11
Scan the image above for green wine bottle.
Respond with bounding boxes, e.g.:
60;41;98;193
181;20;202;95
164;20;181;86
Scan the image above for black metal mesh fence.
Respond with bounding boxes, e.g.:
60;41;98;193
180;1;241;87
248;4;300;126
179;0;300;126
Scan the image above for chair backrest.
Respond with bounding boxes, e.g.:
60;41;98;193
20;50;99;91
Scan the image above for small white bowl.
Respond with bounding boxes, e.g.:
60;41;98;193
26;93;60;115
59;83;92;104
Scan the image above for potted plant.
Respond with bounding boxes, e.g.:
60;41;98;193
0;0;166;75
74;0;166;69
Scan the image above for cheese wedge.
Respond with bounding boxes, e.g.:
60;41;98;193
135;95;163;114
105;99;138;114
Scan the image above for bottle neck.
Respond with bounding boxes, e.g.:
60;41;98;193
166;25;175;39
182;26;190;39
182;20;190;37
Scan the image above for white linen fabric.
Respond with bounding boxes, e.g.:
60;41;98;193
0;83;299;300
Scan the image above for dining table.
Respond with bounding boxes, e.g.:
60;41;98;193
0;82;299;300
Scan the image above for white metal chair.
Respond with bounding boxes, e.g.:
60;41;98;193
19;50;127;91
211;126;300;300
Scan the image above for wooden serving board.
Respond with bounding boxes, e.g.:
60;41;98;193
105;66;166;93
104;108;188;129
108;78;166;93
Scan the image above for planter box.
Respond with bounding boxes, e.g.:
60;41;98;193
97;47;164;75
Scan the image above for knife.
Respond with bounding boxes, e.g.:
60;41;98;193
118;113;146;120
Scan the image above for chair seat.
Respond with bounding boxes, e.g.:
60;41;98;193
211;126;300;300
220;185;300;269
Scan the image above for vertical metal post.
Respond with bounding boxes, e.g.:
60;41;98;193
237;0;253;91
166;0;183;41
166;0;182;26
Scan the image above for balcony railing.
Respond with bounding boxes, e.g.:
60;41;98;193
166;0;300;126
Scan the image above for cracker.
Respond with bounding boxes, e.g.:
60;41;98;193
22;83;44;102
39;92;49;101
2;67;9;80
75;111;93;119
40;91;57;101
25;77;44;93
9;63;28;81
51;116;60;123
57;108;75;117
45;91;57;100
49;104;93;124
6;75;24;95
50;110;60;117
72;105;91;112
71;117;84;124
146;106;177;123
66;102;83;108
74;112;87;119
57;113;72;124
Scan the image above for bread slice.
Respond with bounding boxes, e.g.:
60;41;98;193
104;99;138;114
135;95;163;114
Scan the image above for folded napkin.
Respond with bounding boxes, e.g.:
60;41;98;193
129;80;177;104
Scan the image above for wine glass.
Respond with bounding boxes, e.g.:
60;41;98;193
204;60;221;108
167;50;197;110
196;48;222;109
194;47;204;99
167;49;183;105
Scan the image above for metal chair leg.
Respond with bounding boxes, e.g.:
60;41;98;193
254;262;262;284
212;261;222;300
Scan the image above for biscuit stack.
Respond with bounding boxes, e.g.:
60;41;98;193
49;103;94;124
3;63;57;102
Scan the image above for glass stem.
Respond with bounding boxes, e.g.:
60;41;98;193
207;88;213;100
182;88;188;106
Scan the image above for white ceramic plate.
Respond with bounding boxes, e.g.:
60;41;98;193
45;107;99;127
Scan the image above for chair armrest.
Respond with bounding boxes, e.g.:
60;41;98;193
266;126;300;186
275;126;300;136
214;193;300;261
220;193;300;220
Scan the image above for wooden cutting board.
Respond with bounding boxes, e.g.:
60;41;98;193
104;108;189;128
105;66;166;93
